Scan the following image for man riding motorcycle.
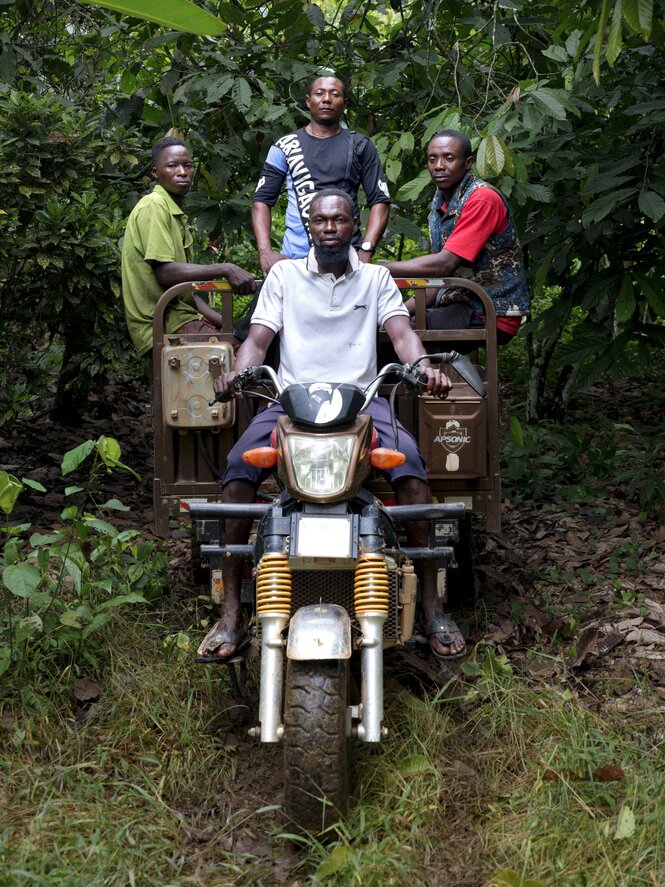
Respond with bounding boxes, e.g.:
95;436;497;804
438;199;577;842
197;188;467;663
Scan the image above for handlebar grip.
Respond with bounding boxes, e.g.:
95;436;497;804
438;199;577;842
209;379;239;406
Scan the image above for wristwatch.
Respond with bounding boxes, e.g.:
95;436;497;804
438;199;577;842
360;241;376;254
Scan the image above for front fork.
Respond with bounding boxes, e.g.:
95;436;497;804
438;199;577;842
246;502;461;744
252;552;291;743
352;554;390;742
249;550;390;744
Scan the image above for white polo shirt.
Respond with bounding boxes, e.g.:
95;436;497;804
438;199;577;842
251;248;408;390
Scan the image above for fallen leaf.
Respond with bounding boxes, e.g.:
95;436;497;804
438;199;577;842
489;867;548;887
630;649;665;660
476;564;510;586
604;689;652;712
73;678;102;702
613;804;636;840
644;599;665;625
625;628;665;646
488;617;515;643
451;759;484;783
525;656;563;679
543;768;582;782
543;765;624;783
524;603;550;632
603;616;643;633
565;531;586;550
570;625;599;667
593;765;625;781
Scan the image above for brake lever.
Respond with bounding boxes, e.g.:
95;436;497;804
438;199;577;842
208;366;258;406
209;380;238;406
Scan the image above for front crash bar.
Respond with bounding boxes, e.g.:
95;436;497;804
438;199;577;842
383;503;465;521
199;544;456;559
189;502;465;523
201;544;254;557
399;546;455;559
188;503;272;520
189;503;271;558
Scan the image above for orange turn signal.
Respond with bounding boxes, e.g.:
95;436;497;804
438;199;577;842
370;448;407;469
242;447;278;468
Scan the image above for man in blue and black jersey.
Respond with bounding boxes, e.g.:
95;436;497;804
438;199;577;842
251;75;391;275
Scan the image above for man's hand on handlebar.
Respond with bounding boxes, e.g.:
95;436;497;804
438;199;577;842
213;370;240;400
418;364;453;399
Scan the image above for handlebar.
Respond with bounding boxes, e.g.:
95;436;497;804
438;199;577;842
209;351;485;407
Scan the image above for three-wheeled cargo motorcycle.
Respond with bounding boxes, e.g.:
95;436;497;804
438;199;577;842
151;278;501;832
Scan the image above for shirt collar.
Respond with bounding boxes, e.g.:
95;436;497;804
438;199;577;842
305;245;360;276
435;172;475;214
153;184;186;216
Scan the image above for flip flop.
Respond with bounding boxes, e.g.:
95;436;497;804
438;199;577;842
196;620;251;664
424;612;467;662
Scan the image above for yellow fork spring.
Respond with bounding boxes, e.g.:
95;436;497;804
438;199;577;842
354;555;390;615
255;553;292;616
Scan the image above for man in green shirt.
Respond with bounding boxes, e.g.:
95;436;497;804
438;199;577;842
121;136;256;357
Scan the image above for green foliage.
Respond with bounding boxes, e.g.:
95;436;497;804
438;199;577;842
504;413;665;513
0;471;23;516
78;0;227;35
0;86;135;422
0;0;664;419
0;437;166;682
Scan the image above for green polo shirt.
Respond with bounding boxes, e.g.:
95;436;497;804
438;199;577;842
121;184;200;355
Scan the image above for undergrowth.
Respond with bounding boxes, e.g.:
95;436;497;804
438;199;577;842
2;623;663;886
500;354;665;515
304;649;664;887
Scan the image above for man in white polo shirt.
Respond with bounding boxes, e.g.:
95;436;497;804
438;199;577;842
197;188;467;664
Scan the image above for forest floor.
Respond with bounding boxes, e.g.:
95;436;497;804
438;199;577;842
1;371;664;886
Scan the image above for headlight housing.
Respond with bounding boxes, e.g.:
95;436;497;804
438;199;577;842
287;434;355;496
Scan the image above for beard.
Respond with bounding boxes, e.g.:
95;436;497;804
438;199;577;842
312;240;352;265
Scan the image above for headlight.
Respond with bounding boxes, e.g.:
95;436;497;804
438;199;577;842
287;434;355;496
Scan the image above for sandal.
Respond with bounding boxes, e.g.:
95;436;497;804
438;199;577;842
424;612;467;662
196;619;250;664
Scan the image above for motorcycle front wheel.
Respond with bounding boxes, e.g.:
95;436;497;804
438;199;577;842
283;658;349;833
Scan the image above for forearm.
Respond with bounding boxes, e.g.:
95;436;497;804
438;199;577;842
393;330;431;367
154;261;256;295
383;316;450;397
404;287;439;314
251;202;274;253
233;325;275;372
193;294;223;327
153;262;229;288
384;316;431;367
364;203;389;247
382;249;461;278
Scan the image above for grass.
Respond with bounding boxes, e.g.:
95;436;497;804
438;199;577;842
2;606;663;886
1;610;277;886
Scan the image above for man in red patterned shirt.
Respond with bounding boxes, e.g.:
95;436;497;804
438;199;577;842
382;130;529;347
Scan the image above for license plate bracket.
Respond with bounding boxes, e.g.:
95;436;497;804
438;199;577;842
292;514;357;559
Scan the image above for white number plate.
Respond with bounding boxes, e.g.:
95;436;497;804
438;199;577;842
296;516;352;558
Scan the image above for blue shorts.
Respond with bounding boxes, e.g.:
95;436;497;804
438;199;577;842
222;397;427;488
